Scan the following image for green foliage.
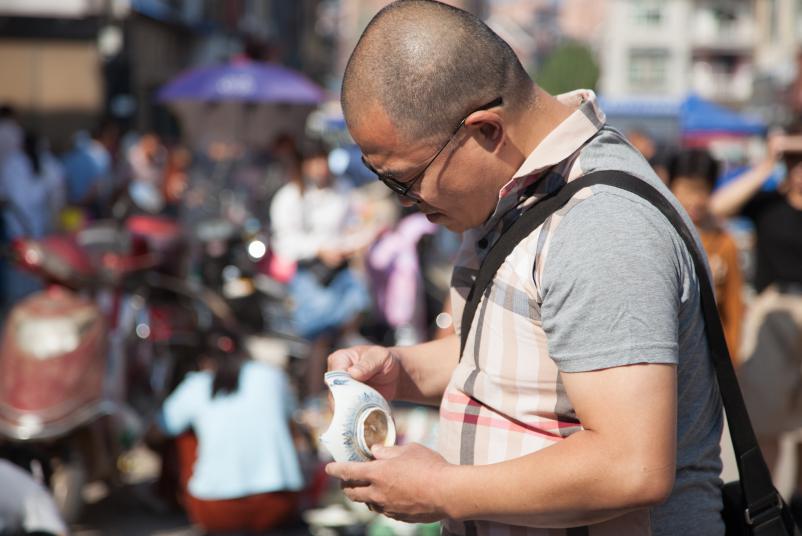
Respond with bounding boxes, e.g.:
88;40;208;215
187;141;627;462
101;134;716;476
534;41;600;95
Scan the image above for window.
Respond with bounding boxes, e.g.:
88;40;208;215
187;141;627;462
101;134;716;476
631;0;664;26
794;0;802;42
628;48;670;92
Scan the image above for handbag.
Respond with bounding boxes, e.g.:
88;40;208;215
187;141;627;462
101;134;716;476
459;170;800;535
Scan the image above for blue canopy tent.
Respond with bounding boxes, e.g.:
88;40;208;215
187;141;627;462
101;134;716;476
597;96;680;143
680;94;766;139
598;94;767;144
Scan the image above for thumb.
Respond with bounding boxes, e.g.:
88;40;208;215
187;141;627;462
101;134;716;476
371;444;404;460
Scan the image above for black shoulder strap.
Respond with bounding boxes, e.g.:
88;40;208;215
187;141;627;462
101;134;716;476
460;170;786;534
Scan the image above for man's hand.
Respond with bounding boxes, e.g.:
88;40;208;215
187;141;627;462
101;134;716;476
326;443;452;523
327;345;402;401
766;131;785;163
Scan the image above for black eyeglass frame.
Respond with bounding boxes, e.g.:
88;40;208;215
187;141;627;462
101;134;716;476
361;96;503;203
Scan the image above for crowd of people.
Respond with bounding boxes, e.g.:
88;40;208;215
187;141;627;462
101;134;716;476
1;3;802;534
0;94;452;533
1;101;801;534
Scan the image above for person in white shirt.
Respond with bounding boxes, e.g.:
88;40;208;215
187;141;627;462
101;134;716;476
269;141;370;395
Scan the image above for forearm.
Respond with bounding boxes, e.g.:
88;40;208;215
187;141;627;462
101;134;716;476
392;334;459;405
438;428;674;528
709;159;774;217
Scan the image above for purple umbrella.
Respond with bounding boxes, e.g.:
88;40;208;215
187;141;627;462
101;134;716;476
157;60;326;148
157;60;325;104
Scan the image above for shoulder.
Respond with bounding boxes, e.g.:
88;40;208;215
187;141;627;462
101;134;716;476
176;370;212;395
271;183;301;207
537;184;693;303
742;189;784;219
242;360;285;383
549;189;683;262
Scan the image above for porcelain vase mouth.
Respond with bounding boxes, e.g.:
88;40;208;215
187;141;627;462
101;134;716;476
320;371;397;462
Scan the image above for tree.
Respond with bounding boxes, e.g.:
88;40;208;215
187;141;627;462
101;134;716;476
534;41;600;95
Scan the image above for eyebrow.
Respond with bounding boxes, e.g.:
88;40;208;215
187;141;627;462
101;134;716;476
365;157;417;182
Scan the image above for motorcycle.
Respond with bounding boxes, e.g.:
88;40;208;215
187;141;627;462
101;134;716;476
0;215;202;522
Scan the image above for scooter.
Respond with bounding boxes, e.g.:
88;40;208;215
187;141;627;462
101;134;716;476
0;217;191;522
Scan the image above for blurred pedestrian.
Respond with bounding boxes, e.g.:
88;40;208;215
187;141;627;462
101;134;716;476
0;130;65;310
127;132;166;186
1;131;62;239
269;140;370;396
61;126;113;220
669;148;744;362
154;333;303;534
366;209;437;345
0;459;68;536
263;133;302;209
710;130;802;515
626;127;674;184
162;144;191;213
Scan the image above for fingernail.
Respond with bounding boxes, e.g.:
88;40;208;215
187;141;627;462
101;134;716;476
371;445;385;456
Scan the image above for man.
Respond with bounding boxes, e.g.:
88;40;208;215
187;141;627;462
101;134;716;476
326;1;723;535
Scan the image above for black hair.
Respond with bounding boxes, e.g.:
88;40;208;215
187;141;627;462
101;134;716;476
342;0;533;143
0;104;15;120
650;145;677;170
668;148;720;190
23;132;42;177
207;332;246;397
783;152;802;171
300;138;330;160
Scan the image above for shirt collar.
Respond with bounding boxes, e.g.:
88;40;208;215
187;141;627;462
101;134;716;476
510;89;605;183
476;90;605;234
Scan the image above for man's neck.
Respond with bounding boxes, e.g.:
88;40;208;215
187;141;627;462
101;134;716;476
511;87;574;166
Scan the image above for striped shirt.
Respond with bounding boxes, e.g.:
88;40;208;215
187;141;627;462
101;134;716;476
439;90;723;536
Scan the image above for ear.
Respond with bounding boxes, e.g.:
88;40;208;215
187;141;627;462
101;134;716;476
466;112;504;151
479;122;502;144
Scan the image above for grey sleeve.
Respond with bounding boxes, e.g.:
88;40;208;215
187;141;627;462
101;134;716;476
540;192;682;372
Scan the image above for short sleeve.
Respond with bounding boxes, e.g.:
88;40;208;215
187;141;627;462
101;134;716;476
158;372;209;436
540;192;684;372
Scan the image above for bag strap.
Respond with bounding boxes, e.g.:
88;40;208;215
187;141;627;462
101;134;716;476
460;170;785;533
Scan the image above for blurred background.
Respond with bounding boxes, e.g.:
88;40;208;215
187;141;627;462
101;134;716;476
1;1;802;535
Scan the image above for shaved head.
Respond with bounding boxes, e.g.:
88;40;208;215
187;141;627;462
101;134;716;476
342;0;533;144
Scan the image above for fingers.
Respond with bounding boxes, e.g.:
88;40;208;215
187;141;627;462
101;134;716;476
327;461;379;504
342;483;374;504
347;346;392;381
325;461;371;483
327;347;360;372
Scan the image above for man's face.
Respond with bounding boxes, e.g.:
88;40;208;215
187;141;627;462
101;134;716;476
670;175;711;225
349;105;505;233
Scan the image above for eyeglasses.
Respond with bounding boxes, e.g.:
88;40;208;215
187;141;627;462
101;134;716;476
361;96;503;203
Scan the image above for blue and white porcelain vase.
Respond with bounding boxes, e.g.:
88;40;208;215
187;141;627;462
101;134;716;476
320;371;397;462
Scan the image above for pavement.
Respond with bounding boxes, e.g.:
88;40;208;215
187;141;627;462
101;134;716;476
69;445;313;536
